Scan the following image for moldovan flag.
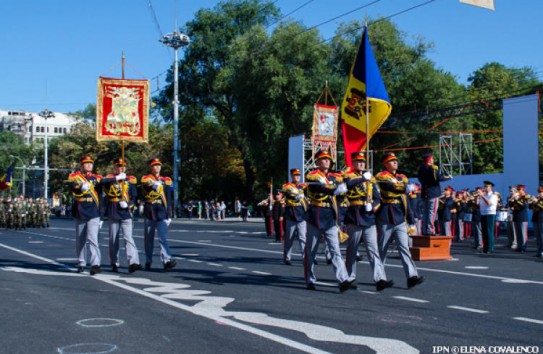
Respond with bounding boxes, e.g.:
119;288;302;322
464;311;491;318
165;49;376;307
0;164;14;191
341;27;392;168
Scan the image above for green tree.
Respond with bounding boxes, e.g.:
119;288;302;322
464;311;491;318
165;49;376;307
467;62;539;173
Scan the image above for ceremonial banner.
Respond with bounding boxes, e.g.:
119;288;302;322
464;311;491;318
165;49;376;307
96;77;149;142
0;164;13;191
312;104;339;160
459;0;495;10
341;27;392;168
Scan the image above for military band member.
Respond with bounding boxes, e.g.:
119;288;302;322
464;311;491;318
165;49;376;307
0;196;5;228
141;158;177;271
509;184;530;253
376;152;424;289
304;150;352;293
101;158;142;273
41;197;51;227
271;191;285;242
417;152;452;236
344;152;393;291
478;181;498;254
407;183;423;236
529;186;543;258
281;168;307;265
68;155;103;275
437;186;455;236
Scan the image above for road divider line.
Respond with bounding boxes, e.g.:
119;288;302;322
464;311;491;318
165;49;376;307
228;267;245;271
393;296;429;303
252;271;271;275
447;306;489;314
513;317;543;325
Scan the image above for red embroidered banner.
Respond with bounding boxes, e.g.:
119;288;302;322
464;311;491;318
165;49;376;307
96;77;149;143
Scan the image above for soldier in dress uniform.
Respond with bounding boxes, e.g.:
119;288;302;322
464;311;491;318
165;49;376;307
375;152;424;289
68;155;103;275
407;183;423;236
101;158;143;273
417;152;452;236
344;152;393;291
478;181;498;254
0;196;5;228
509;184;530;253
529;186;543;258
304;150;352;293
141;158;177;271
281;168;307;265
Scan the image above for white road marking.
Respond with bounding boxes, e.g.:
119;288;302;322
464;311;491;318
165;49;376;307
464;266;488;269
57;343;118;354
393;296;429;303
181;253;199;256
501;279;533;284
76;318;124;328
198;240;212;243
228;267;246;271
188;259;203;263
361;291;379;295
252;271;271;275
0;243;69;268
447;306;489;314
28;241;44;244
56;258;78;262
314;281;337;288
207;263;223;267
513;317;543;325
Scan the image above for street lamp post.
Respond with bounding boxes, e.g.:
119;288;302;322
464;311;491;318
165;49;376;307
160;30;190;218
39;108;55;202
9;155;26;196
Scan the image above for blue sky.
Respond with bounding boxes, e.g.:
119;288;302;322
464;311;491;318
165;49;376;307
0;0;541;114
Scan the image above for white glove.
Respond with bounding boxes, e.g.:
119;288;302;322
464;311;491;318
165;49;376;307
362;171;372;180
116;173;126;181
152;180;163;190
99;221;104;229
334;183;347;196
365;203;373;212
294;194;304;200
165;218;171;227
448;175;454;180
406;183;416;193
81;183;90;191
119;201;128;209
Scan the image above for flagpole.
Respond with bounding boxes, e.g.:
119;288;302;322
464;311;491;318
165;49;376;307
121;52;126;161
364;25;370;173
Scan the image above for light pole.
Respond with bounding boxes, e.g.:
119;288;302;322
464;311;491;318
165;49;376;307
9;154;26;196
39;108;55;202
160;30;190;217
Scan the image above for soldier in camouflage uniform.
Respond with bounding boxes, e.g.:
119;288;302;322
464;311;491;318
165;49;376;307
12;197;24;230
42;198;51;227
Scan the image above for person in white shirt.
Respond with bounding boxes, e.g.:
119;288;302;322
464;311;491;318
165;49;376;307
478;180;498;254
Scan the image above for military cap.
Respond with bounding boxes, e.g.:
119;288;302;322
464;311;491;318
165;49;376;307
80;155;94;164
538;186;543;193
517;184;526;191
290;168;301;175
149;158;162;166
483;180;495;187
315;150;333;161
351;151;366;162
381;152;397;164
444;186;454;192
422;152;433;161
113;158;127;166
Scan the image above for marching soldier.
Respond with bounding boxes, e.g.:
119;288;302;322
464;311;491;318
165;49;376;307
42;198;51;227
509;184;530;253
344;152;393;291
68;155;103;275
375;152;424;289
141;158;177;271
304;150;352;293
101;158;143;273
281;168;307;265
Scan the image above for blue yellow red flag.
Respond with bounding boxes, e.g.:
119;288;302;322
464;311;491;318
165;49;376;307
341;26;392;167
0;164;14;191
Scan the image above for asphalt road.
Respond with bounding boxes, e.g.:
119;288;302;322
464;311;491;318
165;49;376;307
1;217;542;354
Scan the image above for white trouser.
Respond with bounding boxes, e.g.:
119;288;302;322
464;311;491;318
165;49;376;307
109;218;140;266
75;217;101;267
